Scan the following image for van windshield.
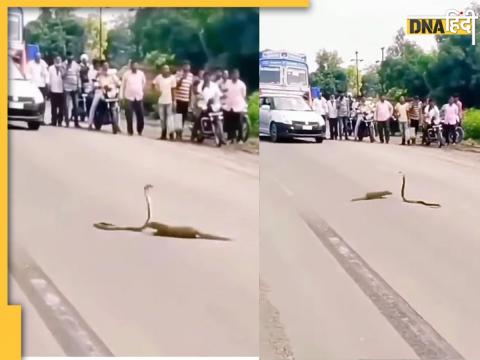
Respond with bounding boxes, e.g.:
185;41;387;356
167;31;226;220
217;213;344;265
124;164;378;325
260;67;281;84
286;67;308;87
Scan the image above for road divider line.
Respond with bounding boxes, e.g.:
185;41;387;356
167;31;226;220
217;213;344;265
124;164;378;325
11;248;114;357
300;212;464;360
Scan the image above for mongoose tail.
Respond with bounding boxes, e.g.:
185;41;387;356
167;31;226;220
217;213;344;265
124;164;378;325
196;233;232;241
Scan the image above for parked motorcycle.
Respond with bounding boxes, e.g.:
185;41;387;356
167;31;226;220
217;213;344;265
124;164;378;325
448;123;464;144
240;112;251;142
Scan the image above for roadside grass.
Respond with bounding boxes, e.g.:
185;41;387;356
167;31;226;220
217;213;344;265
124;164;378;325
464;108;480;141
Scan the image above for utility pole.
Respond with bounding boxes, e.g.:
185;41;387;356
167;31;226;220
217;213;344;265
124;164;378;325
99;7;103;60
380;47;385;94
350;51;364;97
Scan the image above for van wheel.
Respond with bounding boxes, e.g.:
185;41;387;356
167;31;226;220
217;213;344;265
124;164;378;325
270;122;279;143
28;122;40;130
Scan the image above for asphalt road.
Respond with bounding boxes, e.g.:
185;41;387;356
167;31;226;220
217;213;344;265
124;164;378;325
260;138;480;360
9;122;258;356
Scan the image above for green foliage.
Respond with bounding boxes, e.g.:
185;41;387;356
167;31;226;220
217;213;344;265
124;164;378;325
127;8;258;92
144;51;176;71
376;4;480;107
310;49;349;97
385;87;408;102
84;14;108;61
464;108;480;140
361;65;381;97
248;91;259;137
143;90;160;117
25;8;85;62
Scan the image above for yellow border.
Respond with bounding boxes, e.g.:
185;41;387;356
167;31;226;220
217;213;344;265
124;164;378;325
7;0;309;7
1;2;308;360
1;4;22;359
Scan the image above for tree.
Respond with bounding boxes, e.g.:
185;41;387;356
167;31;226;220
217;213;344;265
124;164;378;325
424;4;480;107
310;49;348;97
379;27;433;99
314;49;343;72
25;9;85;63
84;14;108;61
105;14;136;67
361;65;381;97
129;8;259;91
346;65;362;95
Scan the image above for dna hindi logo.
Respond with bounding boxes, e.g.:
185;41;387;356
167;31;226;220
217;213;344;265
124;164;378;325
406;9;478;45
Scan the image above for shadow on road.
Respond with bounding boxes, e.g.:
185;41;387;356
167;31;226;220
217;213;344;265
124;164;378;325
8;124;31;131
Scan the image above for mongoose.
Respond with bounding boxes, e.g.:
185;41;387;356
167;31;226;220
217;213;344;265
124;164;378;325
94;184;230;241
351;191;392;202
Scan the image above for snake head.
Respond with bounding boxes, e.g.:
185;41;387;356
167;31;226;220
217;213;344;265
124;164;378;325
144;184;154;191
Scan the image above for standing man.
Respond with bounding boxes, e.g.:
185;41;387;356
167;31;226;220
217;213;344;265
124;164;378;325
312;92;328;122
395;96;410;145
224;69;247;143
327;95;338;140
48;56;65;127
453;95;463;124
407;96;422;144
120;61;146;136
442;96;459;145
26;52;49;102
63;52;81;127
174;60;193;138
375;95;393;144
337;93;350;140
153;64;177;140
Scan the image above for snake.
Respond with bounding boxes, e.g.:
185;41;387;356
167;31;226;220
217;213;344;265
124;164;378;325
399;172;441;208
94;184;230;241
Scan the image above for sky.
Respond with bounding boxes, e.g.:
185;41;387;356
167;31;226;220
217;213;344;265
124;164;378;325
260;0;476;70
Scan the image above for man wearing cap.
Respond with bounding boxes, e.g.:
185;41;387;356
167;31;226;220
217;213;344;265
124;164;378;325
26;52;49;102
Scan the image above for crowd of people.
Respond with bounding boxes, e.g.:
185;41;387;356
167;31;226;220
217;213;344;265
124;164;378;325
311;91;464;146
25;52;249;144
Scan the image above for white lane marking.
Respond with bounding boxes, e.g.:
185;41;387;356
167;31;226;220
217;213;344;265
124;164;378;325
270;176;294;197
303;214;465;360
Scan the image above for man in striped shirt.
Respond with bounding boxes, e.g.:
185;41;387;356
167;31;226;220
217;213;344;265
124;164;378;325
175;60;193;137
408;96;422;144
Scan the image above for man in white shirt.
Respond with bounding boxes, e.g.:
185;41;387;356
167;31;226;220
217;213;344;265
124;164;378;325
327;95;338;140
312;92;328;117
395;96;410;145
121;61;146;136
63;52;81;127
48;56;65;126
224;69;247;143
26;52;49;101
153;64;176;140
375;95;394;144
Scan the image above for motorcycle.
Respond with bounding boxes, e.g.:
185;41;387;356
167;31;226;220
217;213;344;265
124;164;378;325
423;122;445;148
240;111;251;142
447;122;464;144
355;111;375;143
93;86;120;134
190;101;225;147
